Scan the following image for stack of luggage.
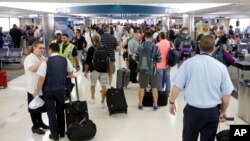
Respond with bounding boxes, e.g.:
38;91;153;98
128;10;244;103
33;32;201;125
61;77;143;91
65;78;97;141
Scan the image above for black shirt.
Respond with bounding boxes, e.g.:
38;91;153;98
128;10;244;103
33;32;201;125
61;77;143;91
85;46;95;72
72;36;87;50
0;31;4;43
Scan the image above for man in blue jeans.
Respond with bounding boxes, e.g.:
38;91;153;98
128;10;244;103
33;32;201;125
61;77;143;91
156;32;171;96
169;35;233;141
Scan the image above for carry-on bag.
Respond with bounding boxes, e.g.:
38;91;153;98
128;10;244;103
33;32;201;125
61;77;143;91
67;118;96;141
116;68;130;88
65;77;88;128
216;117;235;141
143;90;168;107
0;69;7;88
106;87;128;115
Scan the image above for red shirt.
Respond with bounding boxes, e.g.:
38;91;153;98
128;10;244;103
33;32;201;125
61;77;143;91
157;39;170;69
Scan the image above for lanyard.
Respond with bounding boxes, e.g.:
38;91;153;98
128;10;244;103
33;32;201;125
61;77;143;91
200;52;211;56
33;53;42;60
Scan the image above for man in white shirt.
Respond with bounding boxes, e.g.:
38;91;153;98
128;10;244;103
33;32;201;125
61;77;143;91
24;41;48;135
35;43;74;140
34;26;40;39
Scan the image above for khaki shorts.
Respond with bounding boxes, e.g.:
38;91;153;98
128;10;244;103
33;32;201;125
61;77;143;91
90;71;108;86
139;71;157;89
108;62;116;75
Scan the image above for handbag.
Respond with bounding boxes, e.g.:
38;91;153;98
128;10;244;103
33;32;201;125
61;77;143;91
223;51;235;67
168;42;179;67
28;96;45;109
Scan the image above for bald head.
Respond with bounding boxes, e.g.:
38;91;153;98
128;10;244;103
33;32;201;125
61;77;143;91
199;35;215;53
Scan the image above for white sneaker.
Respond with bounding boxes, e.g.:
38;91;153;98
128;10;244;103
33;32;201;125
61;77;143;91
101;102;105;109
88;98;95;104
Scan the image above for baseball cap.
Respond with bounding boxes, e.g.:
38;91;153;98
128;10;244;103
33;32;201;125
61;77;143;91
55;30;62;36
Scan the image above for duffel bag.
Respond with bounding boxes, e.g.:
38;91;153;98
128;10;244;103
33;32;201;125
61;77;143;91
67;118;97;141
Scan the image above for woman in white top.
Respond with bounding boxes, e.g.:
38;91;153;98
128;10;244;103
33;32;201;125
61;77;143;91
24;41;48;135
84;26;93;50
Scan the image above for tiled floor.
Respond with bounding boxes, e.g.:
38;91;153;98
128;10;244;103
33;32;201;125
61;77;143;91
0;53;247;141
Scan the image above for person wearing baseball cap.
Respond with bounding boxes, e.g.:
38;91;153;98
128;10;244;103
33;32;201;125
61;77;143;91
52;30;63;45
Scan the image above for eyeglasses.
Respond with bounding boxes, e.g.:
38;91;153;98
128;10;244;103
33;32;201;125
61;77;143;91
38;47;45;50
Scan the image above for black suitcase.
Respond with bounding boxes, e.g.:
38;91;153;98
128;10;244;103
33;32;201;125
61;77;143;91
67;118;97;141
106;87;128;115
65;77;89;128
216;117;235;141
116;68;130;88
143;90;168;107
216;130;230;141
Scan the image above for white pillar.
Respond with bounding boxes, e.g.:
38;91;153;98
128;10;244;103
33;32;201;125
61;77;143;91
42;13;54;49
183;14;195;38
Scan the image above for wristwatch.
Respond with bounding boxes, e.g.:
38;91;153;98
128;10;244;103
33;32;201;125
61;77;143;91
169;100;175;105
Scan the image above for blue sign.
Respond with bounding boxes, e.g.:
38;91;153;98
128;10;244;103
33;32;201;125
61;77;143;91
56;5;178;15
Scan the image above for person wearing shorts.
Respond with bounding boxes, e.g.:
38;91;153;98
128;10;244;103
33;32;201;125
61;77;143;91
135;31;162;111
85;34;108;109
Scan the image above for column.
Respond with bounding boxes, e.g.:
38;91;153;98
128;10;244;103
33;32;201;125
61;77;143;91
42;13;54;51
183;14;195;39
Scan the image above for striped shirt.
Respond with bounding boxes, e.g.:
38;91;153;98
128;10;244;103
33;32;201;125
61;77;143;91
101;33;118;62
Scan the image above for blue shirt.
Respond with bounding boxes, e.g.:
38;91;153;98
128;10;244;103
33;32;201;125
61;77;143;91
173;54;234;108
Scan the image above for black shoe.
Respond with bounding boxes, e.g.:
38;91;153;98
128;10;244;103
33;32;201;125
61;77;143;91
39;123;49;129
31;127;45;135
64;95;69;101
132;80;139;83
60;133;65;138
49;134;59;141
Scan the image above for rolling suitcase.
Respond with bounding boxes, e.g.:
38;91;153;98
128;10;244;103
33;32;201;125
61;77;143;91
65;77;88;128
143;90;168;107
116;68;130;88
0;69;7;88
106;87;128;115
216;117;235;141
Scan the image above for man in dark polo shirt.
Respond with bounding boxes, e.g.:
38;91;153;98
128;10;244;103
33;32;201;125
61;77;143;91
34;43;74;140
101;24;118;86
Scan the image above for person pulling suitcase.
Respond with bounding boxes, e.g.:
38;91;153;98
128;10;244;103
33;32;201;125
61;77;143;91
84;34;109;109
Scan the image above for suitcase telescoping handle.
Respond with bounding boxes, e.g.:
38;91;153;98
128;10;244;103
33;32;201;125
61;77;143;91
68;77;80;103
74;77;80;101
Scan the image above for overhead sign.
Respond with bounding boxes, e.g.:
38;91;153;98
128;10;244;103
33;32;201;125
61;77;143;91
56;5;178;15
107;14;140;18
196;23;210;35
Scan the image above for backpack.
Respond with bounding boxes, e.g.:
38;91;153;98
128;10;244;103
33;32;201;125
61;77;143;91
179;35;193;59
138;42;157;75
93;46;109;72
213;44;225;64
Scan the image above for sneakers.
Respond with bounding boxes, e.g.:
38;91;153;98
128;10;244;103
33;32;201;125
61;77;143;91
138;105;143;110
88;98;95;104
101;102;105;109
153;105;159;111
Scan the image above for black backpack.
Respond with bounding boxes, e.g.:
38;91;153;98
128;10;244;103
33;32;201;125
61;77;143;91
93;47;109;72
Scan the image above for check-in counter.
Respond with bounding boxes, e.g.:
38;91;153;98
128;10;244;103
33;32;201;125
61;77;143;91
238;80;250;123
232;59;250;123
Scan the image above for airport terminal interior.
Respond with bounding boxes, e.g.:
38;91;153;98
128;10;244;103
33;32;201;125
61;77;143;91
1;0;250;141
